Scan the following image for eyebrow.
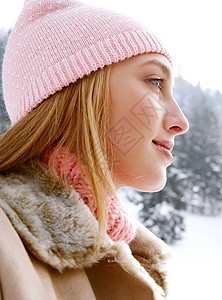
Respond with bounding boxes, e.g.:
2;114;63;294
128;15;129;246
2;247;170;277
141;59;171;78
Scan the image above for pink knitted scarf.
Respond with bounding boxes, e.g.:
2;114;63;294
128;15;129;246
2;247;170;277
42;147;136;243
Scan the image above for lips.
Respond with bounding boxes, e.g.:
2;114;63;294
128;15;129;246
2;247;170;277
152;140;174;151
152;139;174;162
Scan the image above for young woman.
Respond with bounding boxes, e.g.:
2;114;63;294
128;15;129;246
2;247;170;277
0;0;189;299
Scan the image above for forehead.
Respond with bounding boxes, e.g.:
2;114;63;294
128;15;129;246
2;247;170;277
114;53;173;76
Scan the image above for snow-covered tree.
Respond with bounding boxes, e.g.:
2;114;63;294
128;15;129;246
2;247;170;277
176;95;222;215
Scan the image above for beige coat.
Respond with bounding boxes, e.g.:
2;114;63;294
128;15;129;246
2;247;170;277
0;162;170;300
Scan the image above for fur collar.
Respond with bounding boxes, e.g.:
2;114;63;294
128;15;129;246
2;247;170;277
0;162;169;300
0;162;112;270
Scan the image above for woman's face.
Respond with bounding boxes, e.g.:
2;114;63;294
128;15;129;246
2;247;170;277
108;53;189;192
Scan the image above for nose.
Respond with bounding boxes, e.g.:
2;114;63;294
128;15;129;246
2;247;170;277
164;96;189;135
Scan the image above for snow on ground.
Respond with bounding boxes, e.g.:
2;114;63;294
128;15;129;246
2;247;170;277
120;193;222;300
168;213;222;300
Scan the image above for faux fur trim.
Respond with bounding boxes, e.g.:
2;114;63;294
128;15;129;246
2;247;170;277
130;221;170;297
0;162;169;299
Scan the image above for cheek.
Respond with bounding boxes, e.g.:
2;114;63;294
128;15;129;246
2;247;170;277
110;82;146;128
109;86;164;161
109;88;146;158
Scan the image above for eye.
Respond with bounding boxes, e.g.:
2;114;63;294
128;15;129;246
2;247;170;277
150;78;164;90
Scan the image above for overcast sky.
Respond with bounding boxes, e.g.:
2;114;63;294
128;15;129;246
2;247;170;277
1;0;221;93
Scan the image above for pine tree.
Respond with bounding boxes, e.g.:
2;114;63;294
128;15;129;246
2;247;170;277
176;95;222;215
135;190;186;244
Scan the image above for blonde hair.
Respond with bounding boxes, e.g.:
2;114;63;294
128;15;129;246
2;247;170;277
0;65;118;244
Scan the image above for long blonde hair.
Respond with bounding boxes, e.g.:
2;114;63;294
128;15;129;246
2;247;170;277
0;65;118;244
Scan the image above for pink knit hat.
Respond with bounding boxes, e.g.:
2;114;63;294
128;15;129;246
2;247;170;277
2;0;172;125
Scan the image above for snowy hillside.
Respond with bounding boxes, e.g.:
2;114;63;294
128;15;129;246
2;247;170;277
168;213;222;300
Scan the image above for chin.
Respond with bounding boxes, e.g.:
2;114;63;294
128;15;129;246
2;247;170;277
128;174;167;193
